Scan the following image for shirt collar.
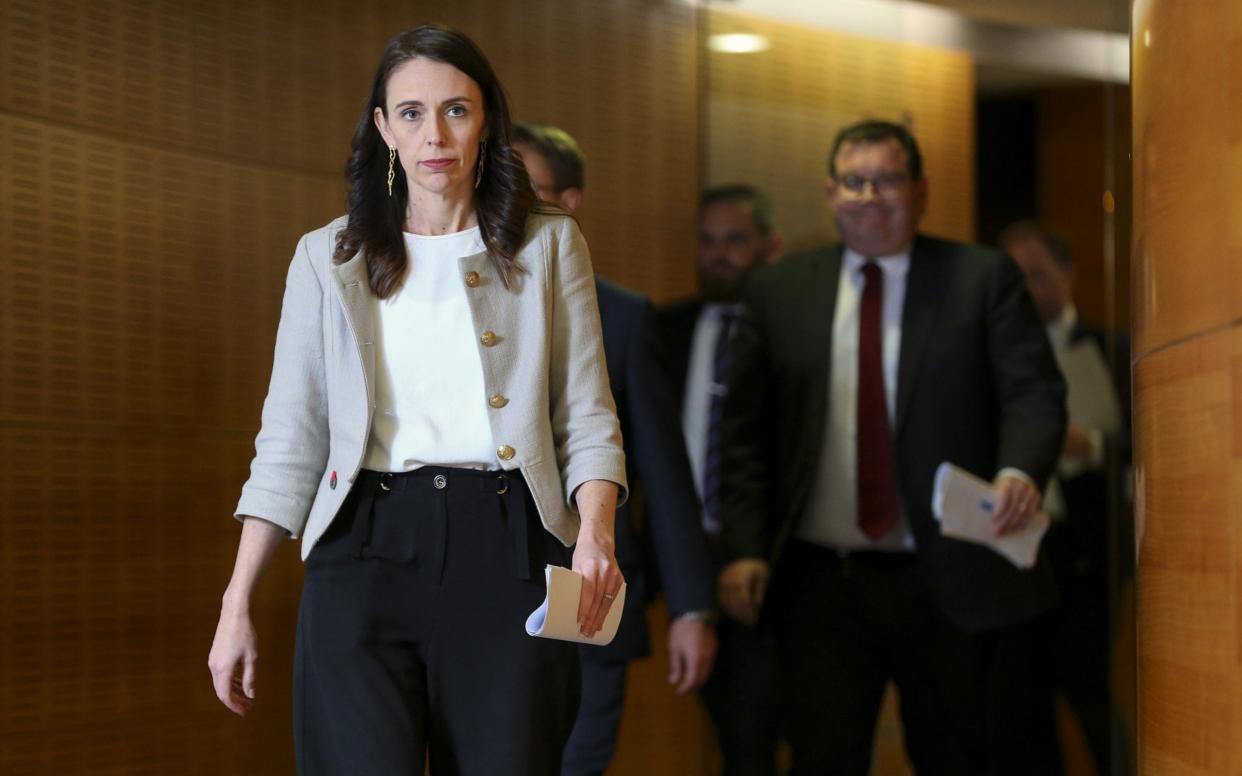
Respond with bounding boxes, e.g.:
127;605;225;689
1046;303;1078;350
703;301;744;319
843;247;911;279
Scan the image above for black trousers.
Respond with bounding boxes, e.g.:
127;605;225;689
772;540;1062;776
561;654;628;776
294;468;580;776
1044;520;1115;773
699;613;782;776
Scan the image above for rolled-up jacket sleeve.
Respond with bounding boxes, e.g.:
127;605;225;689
545;217;628;509
234;235;330;537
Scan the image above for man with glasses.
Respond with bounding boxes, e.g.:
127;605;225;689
716;120;1067;774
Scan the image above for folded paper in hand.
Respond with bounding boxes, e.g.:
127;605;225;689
525;565;626;645
931;462;1049;569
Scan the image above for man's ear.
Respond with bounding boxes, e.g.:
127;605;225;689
558;187;583;215
765;234;783;262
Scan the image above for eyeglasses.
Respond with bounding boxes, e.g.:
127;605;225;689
834;172;909;198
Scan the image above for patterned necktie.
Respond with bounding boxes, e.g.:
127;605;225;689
702;309;737;535
857;262;899;540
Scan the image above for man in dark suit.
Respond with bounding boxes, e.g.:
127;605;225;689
655;185;785;776
513;122;718;776
1001;219;1133;775
716;120;1068;775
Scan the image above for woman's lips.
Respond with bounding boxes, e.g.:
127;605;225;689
421;158;455;170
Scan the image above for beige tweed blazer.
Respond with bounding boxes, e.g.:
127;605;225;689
234;212;627;559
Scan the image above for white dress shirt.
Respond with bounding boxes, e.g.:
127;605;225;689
797;248;916;551
363;226;498;472
682;303;742;529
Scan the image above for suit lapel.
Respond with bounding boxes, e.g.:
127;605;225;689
802;245;843;415
667;301;701;399
895;236;946;437
799;244;839;362
330;251;377;403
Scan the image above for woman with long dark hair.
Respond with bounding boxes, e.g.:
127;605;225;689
207;24;626;774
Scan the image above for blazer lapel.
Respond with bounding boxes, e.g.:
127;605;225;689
895;236;946;437
330;251;377;403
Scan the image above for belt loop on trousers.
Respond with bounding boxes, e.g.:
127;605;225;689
349;473;379;558
499;473;531;580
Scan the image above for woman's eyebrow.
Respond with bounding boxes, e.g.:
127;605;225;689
392;96;474;109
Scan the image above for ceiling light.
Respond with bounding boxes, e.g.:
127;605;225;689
708;33;771;54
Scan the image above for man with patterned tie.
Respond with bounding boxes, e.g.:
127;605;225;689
716;121;1067;775
654;184;783;775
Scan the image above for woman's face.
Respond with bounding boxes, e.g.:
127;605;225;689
374;57;487;202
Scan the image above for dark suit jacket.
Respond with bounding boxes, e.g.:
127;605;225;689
653;298;705;404
592;278;715;661
720;235;1068;633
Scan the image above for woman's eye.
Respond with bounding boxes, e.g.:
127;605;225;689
446;105;466;117
401;109;420;121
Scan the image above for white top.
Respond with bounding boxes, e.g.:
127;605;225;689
797;248;917;551
681;303;743;530
362;226;497;472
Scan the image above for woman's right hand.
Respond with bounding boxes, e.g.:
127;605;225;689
209;516;286;716
208;603;259;716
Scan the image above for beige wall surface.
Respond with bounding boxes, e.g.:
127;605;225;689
704;9;975;253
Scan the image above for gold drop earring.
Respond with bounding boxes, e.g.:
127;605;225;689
387;147;396;197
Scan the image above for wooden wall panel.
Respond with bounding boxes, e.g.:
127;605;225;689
1036;84;1132;333
1132;0;1242;773
704;9;975;253
1130;0;1241;360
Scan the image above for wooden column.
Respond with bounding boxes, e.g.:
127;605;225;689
1132;1;1242;773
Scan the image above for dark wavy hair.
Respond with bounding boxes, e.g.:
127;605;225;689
334;24;536;296
827;119;924;181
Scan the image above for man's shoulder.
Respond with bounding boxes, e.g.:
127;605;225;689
750;243;840;289
1072;319;1131;352
595;276;650;311
914;233;1007;265
655;295;702;318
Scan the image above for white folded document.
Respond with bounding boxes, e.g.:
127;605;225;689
931;462;1049;569
525;565;626;646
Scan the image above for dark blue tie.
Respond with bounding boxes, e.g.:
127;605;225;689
702;309;737;535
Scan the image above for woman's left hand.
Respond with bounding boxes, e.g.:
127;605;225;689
572;526;624;638
572;480;623;638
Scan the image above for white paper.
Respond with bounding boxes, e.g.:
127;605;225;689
525;565;626;646
931;462;1049;569
1055;339;1124;436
